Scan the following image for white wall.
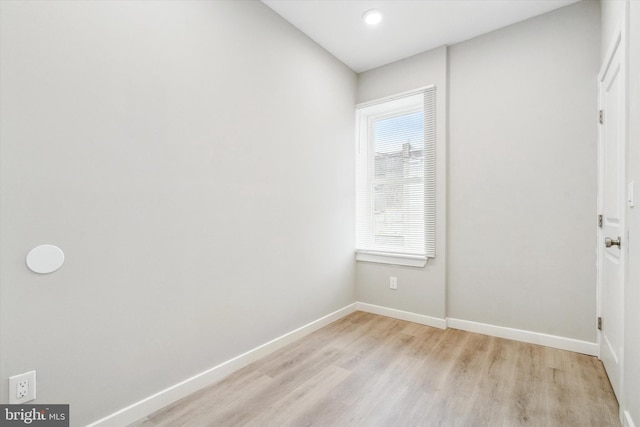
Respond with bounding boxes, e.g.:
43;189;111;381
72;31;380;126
601;0;640;424
355;1;601;341
356;47;448;320
448;0;600;342
0;1;356;425
0;0;622;425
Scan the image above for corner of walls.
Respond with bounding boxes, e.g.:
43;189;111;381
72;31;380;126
356;302;447;329
354;301;597;355
354;46;448;321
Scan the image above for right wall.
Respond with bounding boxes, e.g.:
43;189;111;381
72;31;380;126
448;0;601;342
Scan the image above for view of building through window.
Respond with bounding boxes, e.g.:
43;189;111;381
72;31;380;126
372;110;425;249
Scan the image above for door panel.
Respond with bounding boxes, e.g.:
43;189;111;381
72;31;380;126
599;35;625;402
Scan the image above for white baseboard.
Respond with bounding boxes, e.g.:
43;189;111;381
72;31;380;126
88;302;601;426
624;410;637;427
356;302;447;329
87;303;358;427
447;317;599;356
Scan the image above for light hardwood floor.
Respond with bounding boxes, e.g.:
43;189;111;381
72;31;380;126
131;311;619;427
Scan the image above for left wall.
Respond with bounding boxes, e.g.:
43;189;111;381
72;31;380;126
0;1;357;425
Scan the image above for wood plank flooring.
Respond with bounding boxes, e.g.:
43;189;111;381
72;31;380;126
131;311;619;427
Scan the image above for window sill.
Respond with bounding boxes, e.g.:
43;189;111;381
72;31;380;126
355;250;428;267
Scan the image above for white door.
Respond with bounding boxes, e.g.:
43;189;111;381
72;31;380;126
598;29;626;402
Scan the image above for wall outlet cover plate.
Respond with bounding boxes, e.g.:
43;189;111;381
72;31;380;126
9;371;36;404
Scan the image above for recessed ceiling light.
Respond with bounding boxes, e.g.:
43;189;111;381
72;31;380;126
362;9;383;26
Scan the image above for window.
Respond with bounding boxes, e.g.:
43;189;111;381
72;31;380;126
355;87;435;267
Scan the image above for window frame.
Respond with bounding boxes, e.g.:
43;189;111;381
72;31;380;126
355;86;436;267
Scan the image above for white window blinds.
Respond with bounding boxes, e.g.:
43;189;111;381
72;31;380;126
355;87;435;265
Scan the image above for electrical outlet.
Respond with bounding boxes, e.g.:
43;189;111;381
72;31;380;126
9;371;36;404
17;380;28;398
390;276;398;290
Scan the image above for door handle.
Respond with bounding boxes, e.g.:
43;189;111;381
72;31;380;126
605;236;621;248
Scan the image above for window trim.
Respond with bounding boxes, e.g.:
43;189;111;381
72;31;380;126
355;250;427;268
355;85;436;267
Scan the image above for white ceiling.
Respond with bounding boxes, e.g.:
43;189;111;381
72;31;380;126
261;0;582;73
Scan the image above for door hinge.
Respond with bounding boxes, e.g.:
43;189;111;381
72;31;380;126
599;109;604;124
597;317;602;331
598;214;603;228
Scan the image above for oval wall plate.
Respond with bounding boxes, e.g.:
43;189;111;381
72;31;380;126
26;245;65;274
